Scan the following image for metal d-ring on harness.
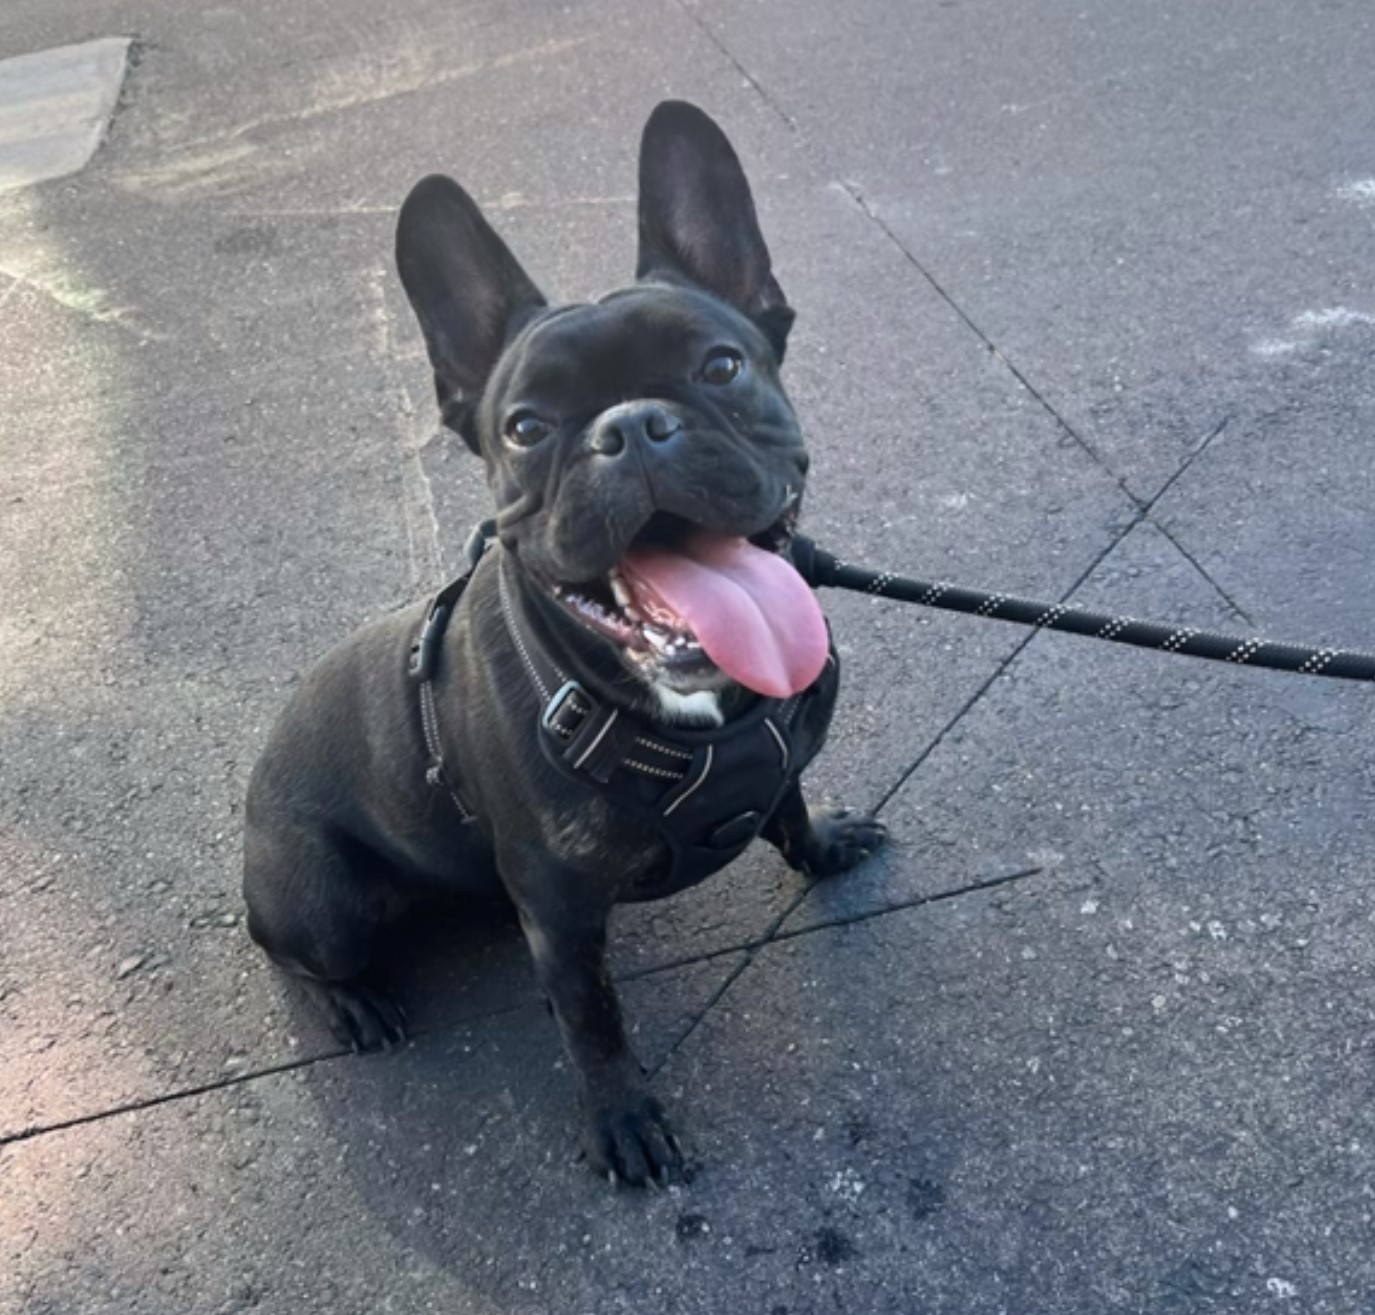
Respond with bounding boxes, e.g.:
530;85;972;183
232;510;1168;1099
788;537;1375;683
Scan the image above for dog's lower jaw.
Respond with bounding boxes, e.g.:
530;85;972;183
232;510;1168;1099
650;684;724;726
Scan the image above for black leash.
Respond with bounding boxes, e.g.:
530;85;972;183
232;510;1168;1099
791;536;1375;684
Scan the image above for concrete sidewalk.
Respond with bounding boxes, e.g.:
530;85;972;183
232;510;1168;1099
2;1;1373;1311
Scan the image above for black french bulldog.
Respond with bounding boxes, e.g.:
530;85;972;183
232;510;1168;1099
243;101;885;1186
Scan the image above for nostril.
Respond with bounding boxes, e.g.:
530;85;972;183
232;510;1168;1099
645;410;681;442
589;425;626;456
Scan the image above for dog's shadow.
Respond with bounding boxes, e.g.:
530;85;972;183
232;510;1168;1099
374;891;539;1027
279;890;744;1295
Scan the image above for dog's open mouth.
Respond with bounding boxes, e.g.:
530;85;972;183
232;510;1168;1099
548;500;828;698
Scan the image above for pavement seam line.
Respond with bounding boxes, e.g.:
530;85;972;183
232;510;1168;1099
645;892;809;1079
645;863;1044;1078
665;0;800;135
1152;522;1253;626
4;857;1039;1147
838;182;1136;502
673;0;1257;603
771;863;1042;940
869;494;1176;814
866;409;1242;813
1130;414;1254;625
367;267;445;589
0;992;542;1150
0;1051;326;1149
666;0;1141;510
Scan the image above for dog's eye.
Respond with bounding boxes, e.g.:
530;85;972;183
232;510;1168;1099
699;349;744;386
504;410;553;447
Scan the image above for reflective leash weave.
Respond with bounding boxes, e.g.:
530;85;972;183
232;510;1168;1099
791;537;1375;684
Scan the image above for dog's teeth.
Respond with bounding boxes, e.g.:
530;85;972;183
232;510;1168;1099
609;572;633;610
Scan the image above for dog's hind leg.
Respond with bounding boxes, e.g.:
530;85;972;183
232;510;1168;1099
243;814;408;1052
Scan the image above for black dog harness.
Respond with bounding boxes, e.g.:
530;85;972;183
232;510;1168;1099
407;522;834;884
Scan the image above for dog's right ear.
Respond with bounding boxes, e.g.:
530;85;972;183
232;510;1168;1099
395;176;547;452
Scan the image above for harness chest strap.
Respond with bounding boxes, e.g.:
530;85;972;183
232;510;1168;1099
535;671;815;868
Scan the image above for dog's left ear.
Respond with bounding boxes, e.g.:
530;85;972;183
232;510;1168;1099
636;101;794;358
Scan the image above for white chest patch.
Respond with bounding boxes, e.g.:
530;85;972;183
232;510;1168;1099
651;685;724;727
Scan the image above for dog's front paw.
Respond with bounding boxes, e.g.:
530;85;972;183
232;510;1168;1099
307;978;408;1053
796;805;887;878
581;1089;683;1187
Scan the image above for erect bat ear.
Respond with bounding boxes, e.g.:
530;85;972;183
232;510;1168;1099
395;175;547;451
636;101;794;358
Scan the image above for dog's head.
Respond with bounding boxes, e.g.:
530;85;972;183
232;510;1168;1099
395;102;825;705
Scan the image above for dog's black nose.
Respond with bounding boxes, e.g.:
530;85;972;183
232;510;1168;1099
587;403;682;457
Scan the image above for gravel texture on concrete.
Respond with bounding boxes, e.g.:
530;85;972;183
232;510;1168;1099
2;0;1372;1310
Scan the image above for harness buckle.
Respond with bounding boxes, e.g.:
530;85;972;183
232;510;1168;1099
541;680;592;740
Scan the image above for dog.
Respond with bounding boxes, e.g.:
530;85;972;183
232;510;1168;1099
242;101;886;1186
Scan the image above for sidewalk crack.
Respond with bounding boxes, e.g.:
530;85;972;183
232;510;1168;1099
646;863;1043;1077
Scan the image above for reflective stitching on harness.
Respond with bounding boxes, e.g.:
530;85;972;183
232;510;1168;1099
662;745;714;817
499;565;561;701
418;676;471;820
419;679;441;758
573;708;619;770
635;736;693;760
763;717;789;772
624;759;687;780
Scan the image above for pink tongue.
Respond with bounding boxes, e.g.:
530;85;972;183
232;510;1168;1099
620;531;828;698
